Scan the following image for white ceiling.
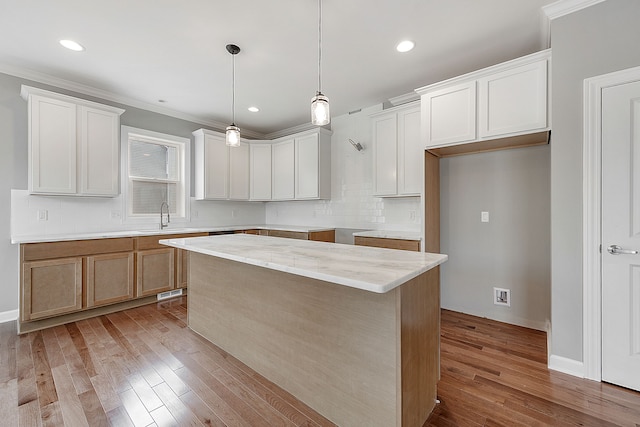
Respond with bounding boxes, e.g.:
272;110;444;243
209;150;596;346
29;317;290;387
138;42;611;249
0;0;555;136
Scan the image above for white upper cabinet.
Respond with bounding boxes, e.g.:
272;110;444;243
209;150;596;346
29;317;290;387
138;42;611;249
416;49;550;150
22;86;124;197
371;102;421;197
249;143;272;201
295;131;331;199
194;128;331;202
229;141;250;200
272;139;295;200
422;82;476;147
194;129;250;201
477;60;547;138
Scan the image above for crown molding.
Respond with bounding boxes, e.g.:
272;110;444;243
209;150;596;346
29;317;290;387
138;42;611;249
0;63;266;139
542;0;606;20
263;121;331;140
388;92;420;106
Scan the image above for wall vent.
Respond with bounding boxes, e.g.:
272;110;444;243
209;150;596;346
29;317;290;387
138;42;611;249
157;288;183;301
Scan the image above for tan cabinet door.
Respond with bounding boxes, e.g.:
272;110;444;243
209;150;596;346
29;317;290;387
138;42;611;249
86;252;134;308
136;248;175;297
22;257;82;321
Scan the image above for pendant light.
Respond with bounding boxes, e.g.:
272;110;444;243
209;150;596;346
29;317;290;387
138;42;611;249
311;0;330;126
226;44;241;147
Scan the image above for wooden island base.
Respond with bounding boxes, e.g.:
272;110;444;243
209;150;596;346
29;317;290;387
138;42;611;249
188;252;440;427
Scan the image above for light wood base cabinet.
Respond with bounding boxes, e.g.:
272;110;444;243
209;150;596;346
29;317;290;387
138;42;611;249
354;236;420;252
22;257;83;321
86;252;134;308
136;248;175;297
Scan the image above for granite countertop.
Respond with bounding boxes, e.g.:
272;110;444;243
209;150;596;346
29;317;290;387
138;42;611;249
352;230;421;241
160;234;447;294
11;224;336;244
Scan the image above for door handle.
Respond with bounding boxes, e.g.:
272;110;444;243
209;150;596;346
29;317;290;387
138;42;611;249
607;245;639;255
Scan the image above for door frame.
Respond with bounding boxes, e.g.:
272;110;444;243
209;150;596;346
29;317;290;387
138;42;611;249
583;65;640;381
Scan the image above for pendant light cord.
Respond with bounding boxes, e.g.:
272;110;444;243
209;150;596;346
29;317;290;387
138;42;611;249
318;0;322;94
232;52;236;125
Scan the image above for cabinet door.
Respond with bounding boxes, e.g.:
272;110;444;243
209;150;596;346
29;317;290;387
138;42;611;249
86;252;134;308
250;143;272;200
422;81;476;148
79;106;120;196
136;248;175;297
229;141;249;200
373;114;398;196
478;60;548;138
272;139;295;200
397;107;422;195
295;133;320;199
200;134;229;199
176;248;189;289
29;94;77;194
22;257;82;321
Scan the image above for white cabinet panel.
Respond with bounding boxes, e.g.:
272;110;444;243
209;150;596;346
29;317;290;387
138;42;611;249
80;106;120;196
295;133;320;199
23;86;124;197
423;82;476;148
372;103;421;197
29;95;78;194
478;60;548;138
229;141;249;200
373;114;398;196
194;131;228;200
397;107;422;195
250;143;272;200
272;139;295;200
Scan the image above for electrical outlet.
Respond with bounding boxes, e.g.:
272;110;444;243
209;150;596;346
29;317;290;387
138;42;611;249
37;209;48;221
110;211;121;219
192;210;198;218
409;210;416;221
481;211;489;222
493;287;511;307
232;209;238;218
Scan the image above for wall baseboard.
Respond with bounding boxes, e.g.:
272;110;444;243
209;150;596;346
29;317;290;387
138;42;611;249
548;354;585;378
0;309;18;324
442;306;547;332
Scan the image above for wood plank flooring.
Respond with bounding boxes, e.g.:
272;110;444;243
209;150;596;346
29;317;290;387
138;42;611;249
427;310;640;426
1;299;639;426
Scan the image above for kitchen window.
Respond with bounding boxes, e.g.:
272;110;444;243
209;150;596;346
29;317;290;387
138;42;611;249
121;126;189;222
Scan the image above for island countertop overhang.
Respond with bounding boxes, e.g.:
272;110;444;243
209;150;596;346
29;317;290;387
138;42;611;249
161;234;447;294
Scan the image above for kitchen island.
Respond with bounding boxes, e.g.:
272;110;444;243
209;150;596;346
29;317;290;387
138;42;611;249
161;234;447;427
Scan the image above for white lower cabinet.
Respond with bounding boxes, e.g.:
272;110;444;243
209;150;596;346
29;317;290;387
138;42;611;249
371;102;422;197
21;85;124;197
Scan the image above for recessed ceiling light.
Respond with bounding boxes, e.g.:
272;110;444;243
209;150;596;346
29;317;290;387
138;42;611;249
59;39;85;52
396;40;415;53
248;106;260;113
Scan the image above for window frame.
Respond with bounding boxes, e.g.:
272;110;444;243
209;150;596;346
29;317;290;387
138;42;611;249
120;126;190;226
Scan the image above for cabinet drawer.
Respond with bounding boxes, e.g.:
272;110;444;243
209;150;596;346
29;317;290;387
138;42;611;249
22;238;134;261
354;236;420;252
267;230;308;240
136;232;208;250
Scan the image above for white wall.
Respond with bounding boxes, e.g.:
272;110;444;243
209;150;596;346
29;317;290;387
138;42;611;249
440;145;550;330
266;105;422;233
550;0;640;364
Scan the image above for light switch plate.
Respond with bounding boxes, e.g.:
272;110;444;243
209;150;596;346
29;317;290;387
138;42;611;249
481;211;489;222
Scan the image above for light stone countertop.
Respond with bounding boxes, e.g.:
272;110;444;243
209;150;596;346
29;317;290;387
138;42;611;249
160;234;447;294
11;224;336;244
352;230;421;241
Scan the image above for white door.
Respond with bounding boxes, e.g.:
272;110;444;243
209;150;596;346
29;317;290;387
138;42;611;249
602;79;640;391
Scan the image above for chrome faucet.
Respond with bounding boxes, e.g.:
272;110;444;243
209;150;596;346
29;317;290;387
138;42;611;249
160;201;170;229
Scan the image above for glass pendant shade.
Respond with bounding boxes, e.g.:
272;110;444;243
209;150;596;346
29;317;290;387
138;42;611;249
311;92;330;126
226;124;241;147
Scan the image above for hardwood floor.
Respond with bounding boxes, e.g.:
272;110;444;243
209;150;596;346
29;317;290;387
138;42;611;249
1;299;639;426
427;310;640;427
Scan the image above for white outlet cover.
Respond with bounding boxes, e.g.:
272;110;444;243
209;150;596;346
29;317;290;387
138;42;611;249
481;211;489;222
